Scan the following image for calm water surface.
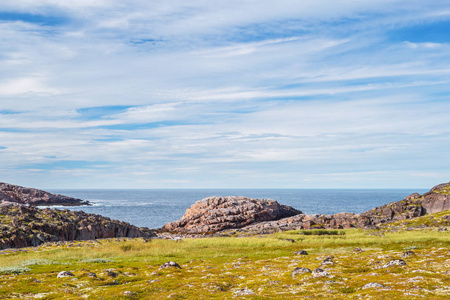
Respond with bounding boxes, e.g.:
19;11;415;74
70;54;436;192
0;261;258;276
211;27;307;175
48;189;424;229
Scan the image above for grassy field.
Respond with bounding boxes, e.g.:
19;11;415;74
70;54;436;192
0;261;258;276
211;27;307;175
0;212;449;299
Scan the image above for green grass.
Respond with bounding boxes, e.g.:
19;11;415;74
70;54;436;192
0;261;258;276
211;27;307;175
0;212;449;299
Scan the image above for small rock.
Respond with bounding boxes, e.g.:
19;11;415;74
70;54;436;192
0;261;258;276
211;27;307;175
105;270;118;277
86;272;97;278
401;250;416;258
107;280;119;285
291;267;312;276
312;268;330;278
57;271;75;278
321;255;334;265
353;247;363;253
31;278;42;283
123;291;134;296
282;239;296;243
382;259;406;268
233;288;255;296
293;250;308;255
362;282;384;289
160;261;182;270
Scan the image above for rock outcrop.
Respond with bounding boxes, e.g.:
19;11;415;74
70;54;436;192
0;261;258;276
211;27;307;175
0;182;90;206
162;182;450;235
0;202;155;249
161;196;301;234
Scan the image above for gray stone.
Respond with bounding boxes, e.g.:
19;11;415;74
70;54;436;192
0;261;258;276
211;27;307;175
57;271;75;278
383;259;406;268
362;282;384;289
160;261;182;270
291;267;312;276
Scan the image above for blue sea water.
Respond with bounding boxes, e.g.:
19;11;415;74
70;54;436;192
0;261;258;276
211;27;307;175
48;189;425;229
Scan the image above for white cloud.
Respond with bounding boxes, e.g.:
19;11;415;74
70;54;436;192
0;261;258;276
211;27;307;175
1;1;450;188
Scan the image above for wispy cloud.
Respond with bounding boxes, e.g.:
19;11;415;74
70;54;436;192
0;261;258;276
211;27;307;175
0;1;450;188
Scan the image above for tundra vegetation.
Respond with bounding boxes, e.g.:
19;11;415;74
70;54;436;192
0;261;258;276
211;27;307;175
0;211;449;299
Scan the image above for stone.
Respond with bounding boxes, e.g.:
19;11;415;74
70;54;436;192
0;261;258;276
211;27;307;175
312;268;329;278
291;267;312;276
321;255;334;265
57;271;75;278
362;282;384;289
159;261;182;270
353;247;363;253
401;250;416;258
233;288;255;296
382;259;406;268
104;270;118;277
293;250;308;255
161;196;302;234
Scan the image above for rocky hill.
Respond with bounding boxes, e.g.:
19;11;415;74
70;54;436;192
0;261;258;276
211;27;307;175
0;202;156;249
161;182;450;235
0;182;90;206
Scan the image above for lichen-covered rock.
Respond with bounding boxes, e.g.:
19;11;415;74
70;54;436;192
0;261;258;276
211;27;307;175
293;250;308;255
312;268;330;278
159;261;182;270
383;259;406;268
291;267;311;276
161;196;301;234
0;182;90;206
362;282;384;289
57;271;75;278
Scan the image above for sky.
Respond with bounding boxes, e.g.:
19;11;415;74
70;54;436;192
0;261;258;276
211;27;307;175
0;1;450;189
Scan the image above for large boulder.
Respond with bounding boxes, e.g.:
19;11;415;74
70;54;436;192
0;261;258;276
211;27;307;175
0;182;90;206
161;196;302;234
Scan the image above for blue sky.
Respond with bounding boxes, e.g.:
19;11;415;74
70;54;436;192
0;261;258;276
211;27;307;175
0;0;450;189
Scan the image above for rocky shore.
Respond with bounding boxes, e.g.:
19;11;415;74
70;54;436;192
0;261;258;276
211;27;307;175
0;182;90;206
0;202;155;249
160;182;450;236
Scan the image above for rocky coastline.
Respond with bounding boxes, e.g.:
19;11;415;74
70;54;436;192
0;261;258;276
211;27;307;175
159;182;450;236
0;182;90;206
1;181;450;248
0;202;156;249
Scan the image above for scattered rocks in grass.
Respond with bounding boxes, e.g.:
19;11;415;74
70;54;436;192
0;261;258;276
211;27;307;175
291;267;312;276
353;247;363;253
57;271;75;278
160;261;182;270
233;288;255;296
312;268;330;278
293;250;308;255
402;250;416;258
382;259;406;268
362;282;384;289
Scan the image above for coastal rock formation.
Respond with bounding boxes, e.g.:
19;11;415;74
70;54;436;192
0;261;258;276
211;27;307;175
0;182;90;206
0;202;155;249
161;196;301;234
231;182;450;233
162;182;450;235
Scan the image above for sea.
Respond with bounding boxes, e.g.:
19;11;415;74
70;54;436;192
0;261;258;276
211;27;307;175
47;189;425;230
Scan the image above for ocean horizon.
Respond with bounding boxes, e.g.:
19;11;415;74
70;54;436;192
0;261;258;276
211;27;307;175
47;188;427;229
